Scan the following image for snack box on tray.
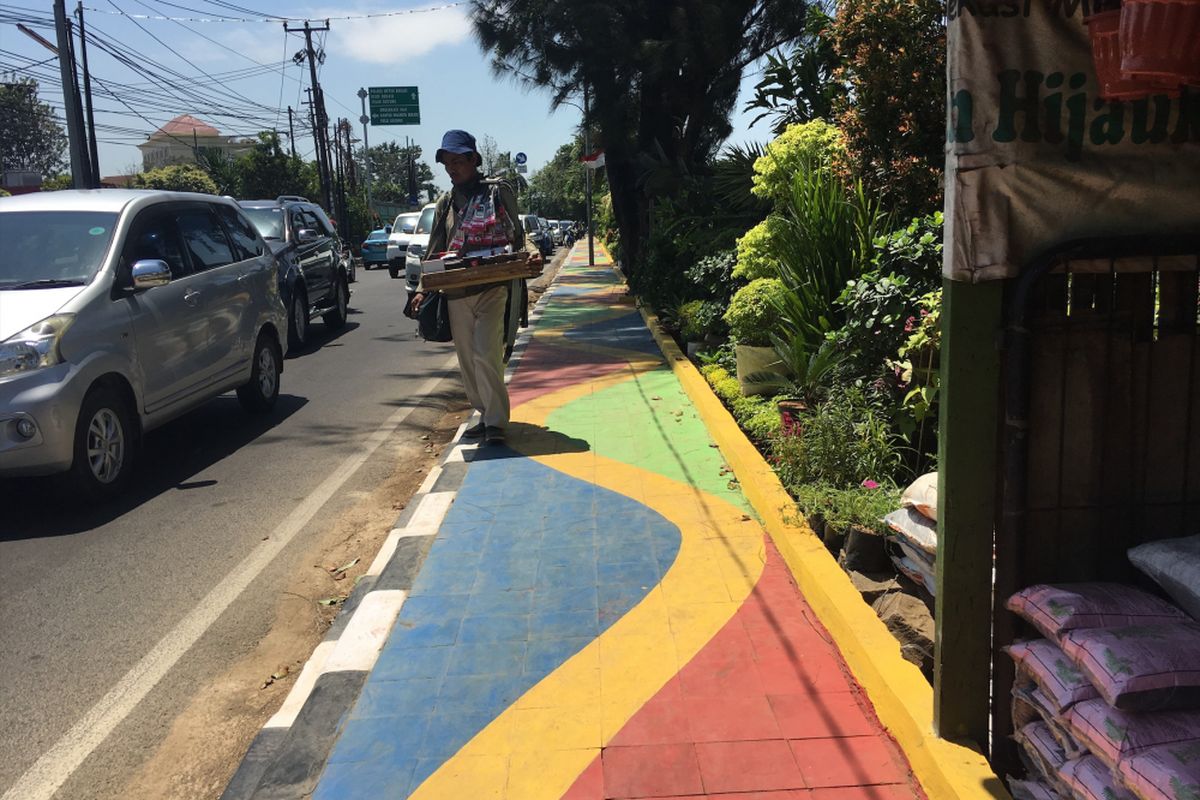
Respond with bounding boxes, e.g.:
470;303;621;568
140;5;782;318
420;252;542;291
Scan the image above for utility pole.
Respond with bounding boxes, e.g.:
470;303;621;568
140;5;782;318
287;105;297;157
356;88;372;221
583;81;594;267
52;0;88;188
75;2;99;186
286;19;332;211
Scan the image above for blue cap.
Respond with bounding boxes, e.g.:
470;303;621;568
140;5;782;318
435;129;479;163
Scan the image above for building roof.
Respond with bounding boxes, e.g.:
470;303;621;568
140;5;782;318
153;114;220;139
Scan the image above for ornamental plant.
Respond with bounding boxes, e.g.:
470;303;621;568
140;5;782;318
751;119;850;203
724;277;788;347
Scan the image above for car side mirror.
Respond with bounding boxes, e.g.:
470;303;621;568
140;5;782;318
131;259;172;289
297;228;320;243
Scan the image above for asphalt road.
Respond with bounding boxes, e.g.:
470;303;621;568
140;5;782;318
0;264;463;799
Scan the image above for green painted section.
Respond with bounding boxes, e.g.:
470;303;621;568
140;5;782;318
548;366;752;513
535;301;624;329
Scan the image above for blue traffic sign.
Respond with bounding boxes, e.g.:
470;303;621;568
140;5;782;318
515;152;527;165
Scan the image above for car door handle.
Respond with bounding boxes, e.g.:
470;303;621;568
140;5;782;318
183;289;201;306
237;272;251;282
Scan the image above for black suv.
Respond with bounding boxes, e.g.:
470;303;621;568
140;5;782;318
238;197;352;350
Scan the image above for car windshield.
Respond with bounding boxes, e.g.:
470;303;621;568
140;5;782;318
414;206;437;235
367;231;389;242
393;213;418;234
239;206;285;240
0;210;118;289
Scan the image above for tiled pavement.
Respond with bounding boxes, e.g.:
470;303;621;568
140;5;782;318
312;242;925;799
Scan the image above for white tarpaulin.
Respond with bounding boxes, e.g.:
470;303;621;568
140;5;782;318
945;2;1200;283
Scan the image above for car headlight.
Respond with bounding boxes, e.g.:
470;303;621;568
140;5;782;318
0;314;75;379
407;244;424;258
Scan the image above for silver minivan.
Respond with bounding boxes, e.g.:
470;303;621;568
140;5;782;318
0;189;288;499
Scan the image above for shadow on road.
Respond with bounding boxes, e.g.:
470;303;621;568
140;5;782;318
0;393;308;541
284;320;361;359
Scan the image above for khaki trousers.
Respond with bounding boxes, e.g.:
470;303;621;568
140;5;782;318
447;285;510;429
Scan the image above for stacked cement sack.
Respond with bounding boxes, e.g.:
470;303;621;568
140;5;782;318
881;472;938;595
1004;568;1200;800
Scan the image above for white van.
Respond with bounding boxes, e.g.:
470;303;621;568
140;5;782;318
0;190;287;499
404;203;439;291
385;211;420;280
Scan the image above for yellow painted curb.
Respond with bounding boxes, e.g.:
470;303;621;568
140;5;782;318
637;304;1010;800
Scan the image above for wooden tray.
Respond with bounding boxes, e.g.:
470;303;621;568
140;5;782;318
421;255;541;291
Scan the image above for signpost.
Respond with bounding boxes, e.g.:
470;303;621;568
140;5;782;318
367;86;420;125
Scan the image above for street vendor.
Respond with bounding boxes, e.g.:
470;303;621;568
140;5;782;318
408;129;542;445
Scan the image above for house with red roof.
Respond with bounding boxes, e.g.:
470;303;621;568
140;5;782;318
136;114;254;171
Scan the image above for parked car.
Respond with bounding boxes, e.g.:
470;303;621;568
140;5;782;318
538;217;555;252
386;211;420;280
238;197;351;351
547;219;565;246
0;189;287;499
403;203;439;291
360;227;390;270
520;214;552;256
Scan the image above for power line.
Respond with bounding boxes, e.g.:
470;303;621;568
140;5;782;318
77;1;465;23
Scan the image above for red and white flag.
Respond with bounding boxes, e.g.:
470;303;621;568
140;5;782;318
580;150;605;169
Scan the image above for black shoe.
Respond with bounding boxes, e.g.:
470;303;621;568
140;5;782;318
463;422;486;439
484;426;506;445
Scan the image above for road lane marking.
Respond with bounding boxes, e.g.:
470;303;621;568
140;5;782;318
1;358;457;800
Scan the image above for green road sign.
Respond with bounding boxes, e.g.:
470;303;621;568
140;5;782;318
368;86;420;125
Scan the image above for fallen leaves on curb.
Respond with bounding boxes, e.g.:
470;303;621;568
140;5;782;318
317;596;345;607
329;557;359;578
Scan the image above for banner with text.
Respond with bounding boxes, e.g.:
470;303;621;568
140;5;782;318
945;1;1199;282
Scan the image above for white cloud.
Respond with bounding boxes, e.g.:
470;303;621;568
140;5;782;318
320;6;473;65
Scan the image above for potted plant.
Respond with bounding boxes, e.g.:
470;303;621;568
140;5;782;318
1120;0;1200;89
1086;0;1180;100
679;299;727;359
746;334;842;436
724;277;789;395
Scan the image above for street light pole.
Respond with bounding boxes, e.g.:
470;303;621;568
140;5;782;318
583;81;594;267
357;88;372;223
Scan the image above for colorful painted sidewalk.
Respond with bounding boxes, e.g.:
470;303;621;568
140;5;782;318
313;242;925;799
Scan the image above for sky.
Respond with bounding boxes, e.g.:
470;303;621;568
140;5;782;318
0;1;774;191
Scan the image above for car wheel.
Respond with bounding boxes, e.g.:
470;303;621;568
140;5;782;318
237;332;281;413
323;277;349;329
70;384;136;500
287;289;308;350
388;262;400;279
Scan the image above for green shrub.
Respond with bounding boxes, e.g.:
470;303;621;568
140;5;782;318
752;120;849;203
832;0;946;220
131;163;218;194
797;387;905;486
724;277;787;347
678;299;726;341
733;216;782;281
685;250;738;303
769;164;889;350
787;479;899;535
701;365;780;443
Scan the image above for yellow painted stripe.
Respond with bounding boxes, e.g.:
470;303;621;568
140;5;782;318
637;305;1011;800
410;356;765;799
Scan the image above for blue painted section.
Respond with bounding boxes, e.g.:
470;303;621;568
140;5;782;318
563;310;662;355
313;455;681;800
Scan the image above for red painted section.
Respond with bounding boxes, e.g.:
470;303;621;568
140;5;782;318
559;542;922;799
508;338;630;408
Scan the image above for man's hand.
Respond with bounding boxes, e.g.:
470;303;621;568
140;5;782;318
407;291;425;317
526;250;544;276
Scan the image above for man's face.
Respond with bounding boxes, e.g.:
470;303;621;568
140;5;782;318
443;152;479;186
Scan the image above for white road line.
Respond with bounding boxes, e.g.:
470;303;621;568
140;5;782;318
2;359;457;800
